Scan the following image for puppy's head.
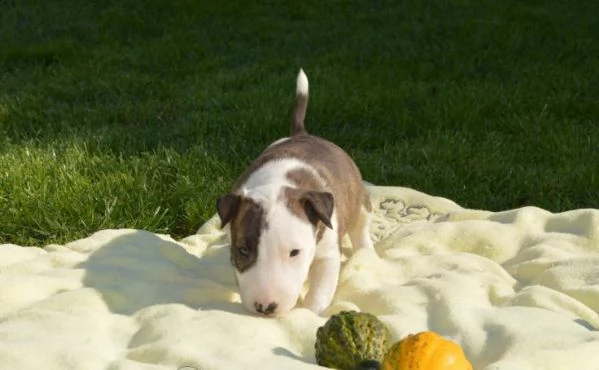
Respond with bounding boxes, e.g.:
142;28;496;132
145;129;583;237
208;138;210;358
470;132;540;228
217;187;333;316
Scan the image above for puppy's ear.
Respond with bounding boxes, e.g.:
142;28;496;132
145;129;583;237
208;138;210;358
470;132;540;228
216;194;241;228
300;191;334;229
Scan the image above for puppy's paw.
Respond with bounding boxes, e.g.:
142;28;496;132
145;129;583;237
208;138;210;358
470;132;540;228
302;296;331;316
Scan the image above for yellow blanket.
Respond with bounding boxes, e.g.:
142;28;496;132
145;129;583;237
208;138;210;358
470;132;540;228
1;185;598;369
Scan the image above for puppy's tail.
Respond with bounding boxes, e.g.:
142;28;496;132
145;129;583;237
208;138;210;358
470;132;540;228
291;68;309;136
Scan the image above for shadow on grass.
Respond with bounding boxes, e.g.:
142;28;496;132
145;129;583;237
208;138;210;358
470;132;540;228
0;0;304;155
77;229;241;315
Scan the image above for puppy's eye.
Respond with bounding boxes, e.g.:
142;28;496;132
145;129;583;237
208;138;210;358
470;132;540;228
289;249;300;257
239;246;250;258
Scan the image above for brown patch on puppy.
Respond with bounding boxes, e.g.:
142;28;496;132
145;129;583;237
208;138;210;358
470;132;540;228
291;94;308;136
281;187;307;224
236;135;370;250
315;223;326;243
283;168;332;243
221;196;266;273
281;186;334;241
286;168;321;190
282;190;329;242
283;166;366;247
229;136;371;252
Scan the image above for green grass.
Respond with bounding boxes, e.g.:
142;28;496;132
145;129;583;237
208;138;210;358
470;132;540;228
1;0;597;246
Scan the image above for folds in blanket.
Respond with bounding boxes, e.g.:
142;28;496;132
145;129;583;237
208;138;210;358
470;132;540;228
77;230;239;315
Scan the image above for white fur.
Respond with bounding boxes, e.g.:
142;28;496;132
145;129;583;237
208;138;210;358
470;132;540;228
266;137;291;148
237;202;316;315
235;157;342;315
296;69;309;97
302;209;340;314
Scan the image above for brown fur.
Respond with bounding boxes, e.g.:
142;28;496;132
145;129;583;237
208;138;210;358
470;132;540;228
217;69;371;272
291;94;308;136
227;197;265;273
280;186;331;243
283;168;335;243
233;135;370;243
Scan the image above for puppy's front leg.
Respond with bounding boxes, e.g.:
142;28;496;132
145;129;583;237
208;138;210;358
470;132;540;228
303;252;341;315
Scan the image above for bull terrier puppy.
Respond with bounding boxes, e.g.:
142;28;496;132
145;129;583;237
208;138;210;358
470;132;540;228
217;69;374;316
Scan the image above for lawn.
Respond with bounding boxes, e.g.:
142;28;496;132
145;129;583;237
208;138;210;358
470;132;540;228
0;0;597;246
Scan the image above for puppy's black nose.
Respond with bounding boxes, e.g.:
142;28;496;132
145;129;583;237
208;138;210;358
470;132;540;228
254;301;278;315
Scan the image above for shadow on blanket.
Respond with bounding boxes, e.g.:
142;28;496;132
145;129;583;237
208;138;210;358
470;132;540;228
77;230;240;315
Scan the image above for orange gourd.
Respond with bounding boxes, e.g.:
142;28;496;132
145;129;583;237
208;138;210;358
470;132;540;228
381;331;473;370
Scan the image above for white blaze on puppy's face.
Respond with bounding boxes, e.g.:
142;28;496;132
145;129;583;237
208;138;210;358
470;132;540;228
217;161;337;316
236;200;316;316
